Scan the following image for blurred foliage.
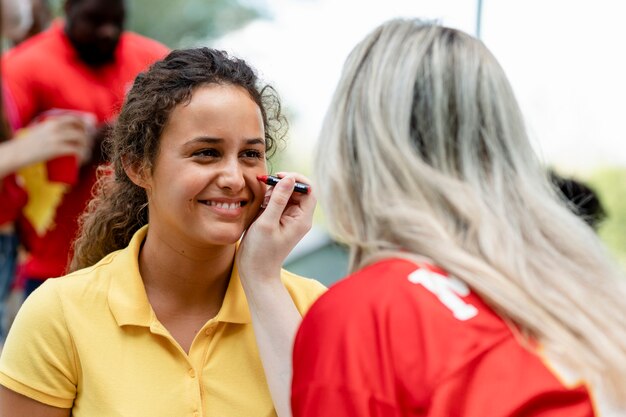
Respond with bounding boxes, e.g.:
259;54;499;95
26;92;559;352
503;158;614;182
585;167;626;269
48;0;267;48
126;0;266;48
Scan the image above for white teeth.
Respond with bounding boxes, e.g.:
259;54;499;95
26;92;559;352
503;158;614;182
207;201;241;210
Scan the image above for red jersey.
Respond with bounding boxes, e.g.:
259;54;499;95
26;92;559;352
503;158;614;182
1;21;168;279
0;175;27;225
292;258;596;417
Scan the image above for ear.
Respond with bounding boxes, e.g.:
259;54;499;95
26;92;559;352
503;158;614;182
122;157;150;189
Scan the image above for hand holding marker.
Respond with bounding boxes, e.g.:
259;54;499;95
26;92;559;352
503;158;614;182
257;175;311;194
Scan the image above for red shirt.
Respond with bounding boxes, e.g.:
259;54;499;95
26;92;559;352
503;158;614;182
292;258;596;417
0;175;27;225
1;21;168;279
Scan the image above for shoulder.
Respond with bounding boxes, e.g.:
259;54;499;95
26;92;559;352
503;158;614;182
305;257;500;322
0;274;80;408
2;277;73;363
294;258;428;356
3;251;123;357
13;278;65;324
280;269;327;314
6;253;117;329
2;27;60;65
298;257;509;353
292;259;426;408
27;250;120;311
301;258;423;321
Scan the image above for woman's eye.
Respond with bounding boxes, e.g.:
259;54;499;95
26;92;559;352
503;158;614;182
193;149;220;158
241;149;264;159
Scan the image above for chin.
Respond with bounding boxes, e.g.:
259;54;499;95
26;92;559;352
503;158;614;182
80;52;115;67
202;229;246;246
74;43;117;67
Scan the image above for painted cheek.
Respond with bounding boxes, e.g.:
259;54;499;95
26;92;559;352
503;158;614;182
248;174;266;205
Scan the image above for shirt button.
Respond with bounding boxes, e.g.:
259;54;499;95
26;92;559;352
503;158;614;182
193;412;199;417
188;368;196;378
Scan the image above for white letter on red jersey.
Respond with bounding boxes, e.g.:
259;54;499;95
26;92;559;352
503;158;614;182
408;268;478;321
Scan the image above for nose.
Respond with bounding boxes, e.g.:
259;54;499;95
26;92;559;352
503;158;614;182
216;159;246;192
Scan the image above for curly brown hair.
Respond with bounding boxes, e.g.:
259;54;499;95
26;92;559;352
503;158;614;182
69;47;287;271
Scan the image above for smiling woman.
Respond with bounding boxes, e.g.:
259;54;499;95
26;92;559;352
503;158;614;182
0;48;326;417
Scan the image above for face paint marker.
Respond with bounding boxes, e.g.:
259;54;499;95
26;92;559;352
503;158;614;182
257;175;310;194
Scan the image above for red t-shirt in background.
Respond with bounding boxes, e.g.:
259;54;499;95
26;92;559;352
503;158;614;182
1;20;168;279
0;175;27;225
292;259;597;417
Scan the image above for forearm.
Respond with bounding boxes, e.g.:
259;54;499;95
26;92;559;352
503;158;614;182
242;279;301;417
0;116;95;179
0;140;37;179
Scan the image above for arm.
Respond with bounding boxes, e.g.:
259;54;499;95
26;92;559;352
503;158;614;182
236;173;316;417
0;282;78;416
0;387;70;417
0;116;91;179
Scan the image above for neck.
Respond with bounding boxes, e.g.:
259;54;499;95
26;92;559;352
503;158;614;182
138;230;236;314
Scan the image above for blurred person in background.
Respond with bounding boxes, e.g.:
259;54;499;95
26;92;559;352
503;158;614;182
0;117;92;341
0;47;325;417
0;0;92;341
292;18;626;417
1;0;168;299
550;170;606;231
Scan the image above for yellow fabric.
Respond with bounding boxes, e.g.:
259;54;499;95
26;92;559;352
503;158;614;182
0;226;326;416
14;128;69;235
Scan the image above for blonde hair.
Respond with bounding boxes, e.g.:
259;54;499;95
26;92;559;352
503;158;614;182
315;18;626;402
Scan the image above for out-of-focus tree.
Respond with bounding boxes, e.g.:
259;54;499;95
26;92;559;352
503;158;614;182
586;167;626;269
47;0;266;48
127;0;266;48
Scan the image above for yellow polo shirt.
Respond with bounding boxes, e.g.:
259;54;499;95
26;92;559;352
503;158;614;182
0;226;326;416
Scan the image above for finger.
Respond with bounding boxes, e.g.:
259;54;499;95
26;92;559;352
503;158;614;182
260;187;272;209
44;115;86;130
259;175;297;223
273;171;313;194
273;171;316;210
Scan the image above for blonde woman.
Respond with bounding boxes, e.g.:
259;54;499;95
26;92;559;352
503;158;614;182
0;0;92;341
292;19;626;416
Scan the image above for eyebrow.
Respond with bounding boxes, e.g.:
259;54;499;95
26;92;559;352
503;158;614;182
189;137;265;145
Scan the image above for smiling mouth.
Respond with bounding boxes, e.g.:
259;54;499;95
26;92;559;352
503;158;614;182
200;200;248;210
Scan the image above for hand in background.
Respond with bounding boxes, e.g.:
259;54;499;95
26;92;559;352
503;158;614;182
27;115;93;164
0;115;92;179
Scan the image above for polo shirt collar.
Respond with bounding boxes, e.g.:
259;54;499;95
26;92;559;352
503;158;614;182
214;260;251;324
108;226;251;328
108;225;154;327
